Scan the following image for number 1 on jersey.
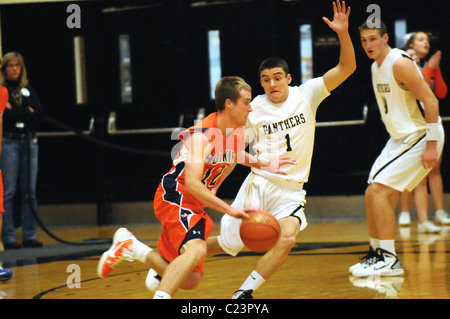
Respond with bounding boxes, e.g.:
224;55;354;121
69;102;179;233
285;134;292;152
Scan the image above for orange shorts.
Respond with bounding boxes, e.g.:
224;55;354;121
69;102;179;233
0;170;4;214
154;184;214;274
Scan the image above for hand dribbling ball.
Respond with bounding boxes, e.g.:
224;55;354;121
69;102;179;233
240;210;281;252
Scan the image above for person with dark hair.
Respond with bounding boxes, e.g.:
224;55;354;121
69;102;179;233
205;0;356;299
350;21;444;277
0;52;44;249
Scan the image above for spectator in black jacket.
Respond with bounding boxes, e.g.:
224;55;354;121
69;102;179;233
0;52;44;249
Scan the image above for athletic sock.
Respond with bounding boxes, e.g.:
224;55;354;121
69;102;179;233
133;239;152;264
239;270;265;292
369;237;380;250
379;239;396;256
153;290;171;299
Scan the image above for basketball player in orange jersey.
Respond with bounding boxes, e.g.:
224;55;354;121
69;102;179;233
97;76;295;299
0;67;13;281
349;21;444;277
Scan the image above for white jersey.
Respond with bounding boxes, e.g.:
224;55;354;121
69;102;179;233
245;77;330;186
371;48;426;139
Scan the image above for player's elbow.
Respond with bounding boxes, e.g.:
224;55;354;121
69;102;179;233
344;62;357;77
336;63;357;84
184;179;197;195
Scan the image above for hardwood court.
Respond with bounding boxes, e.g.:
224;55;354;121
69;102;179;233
0;220;449;299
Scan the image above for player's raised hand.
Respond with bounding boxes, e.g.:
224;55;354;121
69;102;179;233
322;0;350;34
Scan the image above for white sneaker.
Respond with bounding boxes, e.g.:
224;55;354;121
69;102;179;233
418;221;441;234
146;268;161;291
398;212;411;226
435;211;450;225
348;246;377;273
97;228;135;278
352;248;404;278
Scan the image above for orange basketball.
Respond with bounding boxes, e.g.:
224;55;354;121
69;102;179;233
240;210;280;252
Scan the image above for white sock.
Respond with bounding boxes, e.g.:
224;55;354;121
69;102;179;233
153;290;171;299
369;237;379;250
239;270;265;292
379;239;396;255
133;238;152;264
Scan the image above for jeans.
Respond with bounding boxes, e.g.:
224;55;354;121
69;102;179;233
0;136;39;243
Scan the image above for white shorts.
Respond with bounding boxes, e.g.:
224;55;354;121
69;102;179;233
368;126;445;192
218;173;307;256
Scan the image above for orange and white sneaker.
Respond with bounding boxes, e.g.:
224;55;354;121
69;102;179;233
97;228;135;278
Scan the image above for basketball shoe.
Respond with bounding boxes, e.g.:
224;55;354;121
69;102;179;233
435;210;450;225
0;267;13;282
398;212;411;226
146;268;161;291
348;246;377;273
351;248;404;278
418;221;441;234
231;289;254;299
97;228;136;278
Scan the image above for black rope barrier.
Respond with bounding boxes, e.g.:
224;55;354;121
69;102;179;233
24;114;174;246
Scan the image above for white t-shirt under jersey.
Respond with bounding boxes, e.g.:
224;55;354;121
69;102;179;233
245;77;330;186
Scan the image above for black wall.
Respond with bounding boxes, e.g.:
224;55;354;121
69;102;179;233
1;0;449;223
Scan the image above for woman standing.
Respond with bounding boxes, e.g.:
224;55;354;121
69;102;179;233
0;52;44;249
399;32;449;231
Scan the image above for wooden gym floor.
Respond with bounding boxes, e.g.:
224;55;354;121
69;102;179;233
0;220;449;300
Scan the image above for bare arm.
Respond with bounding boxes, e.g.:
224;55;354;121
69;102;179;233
183;133;249;218
322;0;356;92
238;150;296;175
393;57;440;168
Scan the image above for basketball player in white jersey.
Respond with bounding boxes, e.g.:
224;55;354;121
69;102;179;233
350;21;444;277
204;0;356;298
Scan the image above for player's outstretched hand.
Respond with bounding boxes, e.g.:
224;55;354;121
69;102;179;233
260;157;297;175
228;207;265;220
322;0;350;34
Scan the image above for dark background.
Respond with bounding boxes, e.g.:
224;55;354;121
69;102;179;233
1;0;449;224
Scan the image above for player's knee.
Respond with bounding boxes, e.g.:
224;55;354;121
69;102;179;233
366;183;385;200
278;226;298;252
365;184;376;201
275;217;299;253
181;272;203;290
184;239;207;264
278;233;296;252
366;183;398;207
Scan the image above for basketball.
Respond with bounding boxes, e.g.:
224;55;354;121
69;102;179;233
240;210;281;252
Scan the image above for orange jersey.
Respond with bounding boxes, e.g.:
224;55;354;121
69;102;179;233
0;86;8;114
167;112;245;211
422;65;447;99
153;112;245;273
